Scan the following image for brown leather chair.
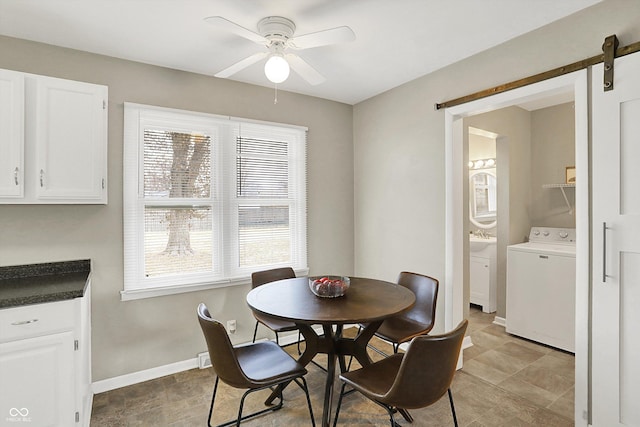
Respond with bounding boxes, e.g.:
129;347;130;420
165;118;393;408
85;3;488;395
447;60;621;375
251;267;299;346
370;271;439;354
197;303;315;427
334;320;468;427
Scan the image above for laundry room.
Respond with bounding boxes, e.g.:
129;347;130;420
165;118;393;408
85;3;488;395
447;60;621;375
463;95;577;352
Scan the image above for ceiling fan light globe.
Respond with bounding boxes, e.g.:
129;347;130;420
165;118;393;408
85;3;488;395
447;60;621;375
265;55;290;83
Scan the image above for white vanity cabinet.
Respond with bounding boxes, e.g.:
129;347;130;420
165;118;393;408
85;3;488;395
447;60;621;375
0;68;108;204
469;238;497;313
0;285;92;427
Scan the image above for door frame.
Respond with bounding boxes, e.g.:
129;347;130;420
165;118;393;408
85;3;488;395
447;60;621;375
444;70;589;425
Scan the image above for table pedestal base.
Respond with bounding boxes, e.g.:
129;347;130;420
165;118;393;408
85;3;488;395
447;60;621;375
265;320;383;427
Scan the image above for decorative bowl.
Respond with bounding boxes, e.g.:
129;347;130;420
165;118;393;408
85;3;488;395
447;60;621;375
308;276;350;298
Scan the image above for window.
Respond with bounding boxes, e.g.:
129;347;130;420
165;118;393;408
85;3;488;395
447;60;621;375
123;104;307;299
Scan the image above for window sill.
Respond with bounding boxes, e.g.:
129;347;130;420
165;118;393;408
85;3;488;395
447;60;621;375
120;267;309;301
121;280;244;301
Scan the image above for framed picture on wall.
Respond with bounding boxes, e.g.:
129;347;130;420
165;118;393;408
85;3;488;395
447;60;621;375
565;166;576;184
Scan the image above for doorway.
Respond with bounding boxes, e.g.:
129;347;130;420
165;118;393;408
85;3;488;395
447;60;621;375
467;127;499;317
443;70;589;425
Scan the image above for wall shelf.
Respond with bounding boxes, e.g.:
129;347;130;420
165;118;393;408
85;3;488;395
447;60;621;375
542;183;575;214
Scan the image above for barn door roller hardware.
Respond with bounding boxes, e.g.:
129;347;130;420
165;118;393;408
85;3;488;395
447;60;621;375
602;35;618;91
435;34;640;110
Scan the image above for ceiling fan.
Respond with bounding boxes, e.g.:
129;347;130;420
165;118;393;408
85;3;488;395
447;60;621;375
204;16;355;85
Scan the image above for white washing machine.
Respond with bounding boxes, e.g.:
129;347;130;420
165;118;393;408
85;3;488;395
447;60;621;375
506;227;576;352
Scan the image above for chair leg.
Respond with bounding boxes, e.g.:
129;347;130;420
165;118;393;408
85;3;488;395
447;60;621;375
333;382;348;427
294;377;316;427
207;376;220;427
336;382;404;427
372;400;401;427
252;321;259;343
397;407;413;423
208;375;285;427
391;341;412;423
366;341;390;358
383;406;401;427
448;388;458;427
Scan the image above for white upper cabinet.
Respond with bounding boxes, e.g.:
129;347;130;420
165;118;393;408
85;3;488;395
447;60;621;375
0;69;108;204
32;76;107;202
0;69;24;198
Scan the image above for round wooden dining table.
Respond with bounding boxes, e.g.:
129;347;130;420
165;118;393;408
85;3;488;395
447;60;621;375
246;276;416;427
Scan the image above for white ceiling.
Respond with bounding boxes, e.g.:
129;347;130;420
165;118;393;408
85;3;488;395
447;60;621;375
0;0;602;105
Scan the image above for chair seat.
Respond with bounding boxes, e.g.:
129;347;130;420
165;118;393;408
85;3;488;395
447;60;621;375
373;316;434;345
341;354;403;400
253;311;298;333
235;341;306;386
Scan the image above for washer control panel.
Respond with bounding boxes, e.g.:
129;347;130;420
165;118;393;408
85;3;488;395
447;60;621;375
529;227;576;244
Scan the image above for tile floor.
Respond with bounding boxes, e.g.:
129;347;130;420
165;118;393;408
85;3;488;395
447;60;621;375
91;307;574;426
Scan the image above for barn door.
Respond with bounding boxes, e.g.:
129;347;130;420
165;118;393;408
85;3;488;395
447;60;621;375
591;51;640;426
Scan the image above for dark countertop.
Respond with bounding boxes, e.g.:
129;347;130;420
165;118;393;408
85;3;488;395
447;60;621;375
0;260;91;309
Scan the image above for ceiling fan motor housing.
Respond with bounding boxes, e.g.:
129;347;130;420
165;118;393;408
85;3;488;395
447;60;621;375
258;16;296;43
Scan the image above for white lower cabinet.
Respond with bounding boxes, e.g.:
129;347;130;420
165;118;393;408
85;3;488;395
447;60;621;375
470;252;497;313
0;331;75;426
0;289;91;426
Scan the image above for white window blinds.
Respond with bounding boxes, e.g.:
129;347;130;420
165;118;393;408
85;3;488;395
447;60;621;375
123;104;307;299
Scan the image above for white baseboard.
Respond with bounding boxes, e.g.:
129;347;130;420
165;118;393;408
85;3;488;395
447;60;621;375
82;393;93;427
493;316;506;327
92;358;198;394
462;334;473;350
92;325;325;394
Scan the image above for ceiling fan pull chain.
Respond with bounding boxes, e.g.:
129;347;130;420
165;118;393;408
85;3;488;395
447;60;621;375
274;84;278;104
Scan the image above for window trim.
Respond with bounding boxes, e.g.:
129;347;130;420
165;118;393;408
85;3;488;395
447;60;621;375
122;103;308;301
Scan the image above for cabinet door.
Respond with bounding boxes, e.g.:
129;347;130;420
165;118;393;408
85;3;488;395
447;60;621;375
0;331;75;427
0;69;24;198
470;256;490;308
32;76;107;203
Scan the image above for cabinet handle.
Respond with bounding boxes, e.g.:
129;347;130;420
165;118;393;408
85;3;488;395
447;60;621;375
603;222;609;282
14;167;19;185
11;318;39;326
40;169;44;187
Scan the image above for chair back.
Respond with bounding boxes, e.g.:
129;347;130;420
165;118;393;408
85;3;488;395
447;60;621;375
197;303;252;389
397;271;438;333
382;319;468;409
251;267;296;289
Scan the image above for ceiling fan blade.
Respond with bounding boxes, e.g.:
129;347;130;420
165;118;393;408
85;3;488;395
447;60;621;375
285;54;326;86
289;26;355;49
215;52;268;78
204;16;267;44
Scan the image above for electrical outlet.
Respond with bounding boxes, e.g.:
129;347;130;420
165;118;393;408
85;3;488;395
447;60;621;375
227;319;237;334
198;352;211;369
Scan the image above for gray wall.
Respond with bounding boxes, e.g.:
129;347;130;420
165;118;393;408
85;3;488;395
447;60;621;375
531;102;576;228
353;0;640;327
0;36;354;381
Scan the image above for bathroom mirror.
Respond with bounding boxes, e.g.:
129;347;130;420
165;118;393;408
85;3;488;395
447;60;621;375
469;170;497;229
